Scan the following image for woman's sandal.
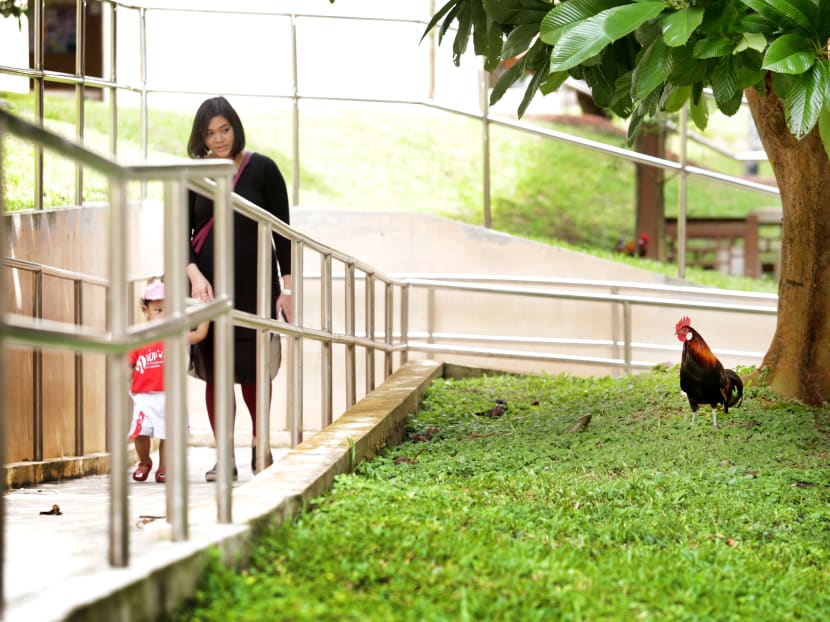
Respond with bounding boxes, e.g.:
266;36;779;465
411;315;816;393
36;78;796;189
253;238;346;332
155;470;166;484
132;460;152;482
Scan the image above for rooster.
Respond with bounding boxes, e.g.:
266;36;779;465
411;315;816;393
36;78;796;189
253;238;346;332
675;316;743;429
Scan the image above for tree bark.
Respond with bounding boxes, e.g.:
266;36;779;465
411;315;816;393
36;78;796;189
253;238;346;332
745;78;830;404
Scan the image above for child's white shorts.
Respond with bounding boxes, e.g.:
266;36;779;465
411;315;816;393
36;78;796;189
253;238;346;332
128;392;166;440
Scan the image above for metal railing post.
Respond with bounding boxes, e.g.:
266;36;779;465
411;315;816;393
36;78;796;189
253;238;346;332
345;262;356;408
479;62;491;229
33;0;44;211
320;253;333;428
623;301;632;374
426;286;435;359
399;282;409;366
290;15;300;207
677;104;689;279
74;0;87;206
213;175;234;524
255;221;273;472
365;272;376;393
384;281;393;378
73;279;84;456
32;270;43;462
164;178;189;541
0;121;8;615
107;178;130;567
139;7;149;199
291;240;304;444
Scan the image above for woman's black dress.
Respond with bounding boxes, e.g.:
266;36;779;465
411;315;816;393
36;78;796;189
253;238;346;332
188;152;291;384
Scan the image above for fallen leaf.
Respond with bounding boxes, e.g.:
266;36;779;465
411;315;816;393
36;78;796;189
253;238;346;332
568;414;592;433
792;481;816;488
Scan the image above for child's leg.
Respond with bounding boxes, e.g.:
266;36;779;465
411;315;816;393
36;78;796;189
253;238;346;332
134;435;151;463
158;439;165;473
132;435;152;481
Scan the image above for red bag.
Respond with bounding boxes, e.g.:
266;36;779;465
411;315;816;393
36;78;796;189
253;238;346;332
191;150;253;253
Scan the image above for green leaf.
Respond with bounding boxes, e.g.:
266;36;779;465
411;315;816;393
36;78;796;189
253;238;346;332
661;8;704;48
490;56;529;106
690;89;709;131
632;37;673;100
762;34;816;75
738;0;815;32
784;62;828;138
421;0;461;43
452;3;472;65
483;0;552;25
739;32;768;54
818;105;830;161
541;0;627;40
539;70;568;96
518;63;547;118
484;26;506;72
671;48;713;86
502;23;539;60
549;2;666;72
692;36;734;60
471;1;490;57
711;56;740;110
439;3;461;47
662;84;691;112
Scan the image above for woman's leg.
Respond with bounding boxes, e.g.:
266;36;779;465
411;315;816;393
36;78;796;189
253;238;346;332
205;382;237;436
204;383;239;481
241;383;273;472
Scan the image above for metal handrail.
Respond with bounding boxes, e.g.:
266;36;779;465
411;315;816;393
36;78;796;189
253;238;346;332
0;3;779;220
0;107;237;582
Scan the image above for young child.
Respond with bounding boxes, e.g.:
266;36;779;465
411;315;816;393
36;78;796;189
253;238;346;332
129;279;208;483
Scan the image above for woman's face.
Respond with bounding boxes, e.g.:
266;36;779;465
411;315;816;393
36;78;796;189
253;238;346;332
204;115;234;159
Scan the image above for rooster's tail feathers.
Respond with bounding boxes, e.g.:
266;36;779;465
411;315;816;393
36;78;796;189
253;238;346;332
726;369;744;408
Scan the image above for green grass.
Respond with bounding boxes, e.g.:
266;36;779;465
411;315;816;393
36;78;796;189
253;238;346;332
170;367;830;621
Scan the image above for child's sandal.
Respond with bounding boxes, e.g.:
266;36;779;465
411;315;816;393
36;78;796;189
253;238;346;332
132;460;152;482
155;470;166;484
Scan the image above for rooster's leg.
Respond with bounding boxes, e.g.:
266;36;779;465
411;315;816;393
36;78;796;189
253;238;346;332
712;408;719;430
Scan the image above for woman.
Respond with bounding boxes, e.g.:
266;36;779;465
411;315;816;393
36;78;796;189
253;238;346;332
186;96;292;481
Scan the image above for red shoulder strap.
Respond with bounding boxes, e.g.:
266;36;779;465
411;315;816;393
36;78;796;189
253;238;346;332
233;150;253;187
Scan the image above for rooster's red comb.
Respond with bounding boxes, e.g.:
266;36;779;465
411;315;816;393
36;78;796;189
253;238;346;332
675;316;691;332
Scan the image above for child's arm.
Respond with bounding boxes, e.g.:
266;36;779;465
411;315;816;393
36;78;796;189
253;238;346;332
188;321;210;345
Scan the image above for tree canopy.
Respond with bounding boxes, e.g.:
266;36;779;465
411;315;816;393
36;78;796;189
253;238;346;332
424;0;830;155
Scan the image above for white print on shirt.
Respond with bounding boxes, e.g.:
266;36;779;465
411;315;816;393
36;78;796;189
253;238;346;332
135;347;164;375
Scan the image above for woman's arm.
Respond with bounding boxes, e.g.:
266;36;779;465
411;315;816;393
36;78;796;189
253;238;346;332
188;320;210;345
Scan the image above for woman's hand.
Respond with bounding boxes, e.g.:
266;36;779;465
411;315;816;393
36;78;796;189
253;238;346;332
277;292;292;323
277;274;292;322
187;263;214;302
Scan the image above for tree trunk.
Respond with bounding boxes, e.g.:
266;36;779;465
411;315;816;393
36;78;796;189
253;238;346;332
745;78;830;404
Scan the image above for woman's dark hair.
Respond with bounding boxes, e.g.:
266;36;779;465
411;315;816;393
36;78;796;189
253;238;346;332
186;96;246;159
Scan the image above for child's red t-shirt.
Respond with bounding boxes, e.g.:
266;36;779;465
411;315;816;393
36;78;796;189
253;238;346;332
129;341;164;393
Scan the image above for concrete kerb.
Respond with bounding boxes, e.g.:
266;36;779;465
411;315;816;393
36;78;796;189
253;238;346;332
12;358;444;622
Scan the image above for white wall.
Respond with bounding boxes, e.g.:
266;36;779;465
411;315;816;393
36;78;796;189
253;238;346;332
0;14;29;93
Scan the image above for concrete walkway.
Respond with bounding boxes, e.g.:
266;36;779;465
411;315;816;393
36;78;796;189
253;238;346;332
2;359;443;622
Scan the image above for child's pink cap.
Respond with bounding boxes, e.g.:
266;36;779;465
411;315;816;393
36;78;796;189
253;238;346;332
143;281;165;301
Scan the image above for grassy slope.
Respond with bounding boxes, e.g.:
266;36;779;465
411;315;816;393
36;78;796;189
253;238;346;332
0;92;779;292
173;368;830;621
